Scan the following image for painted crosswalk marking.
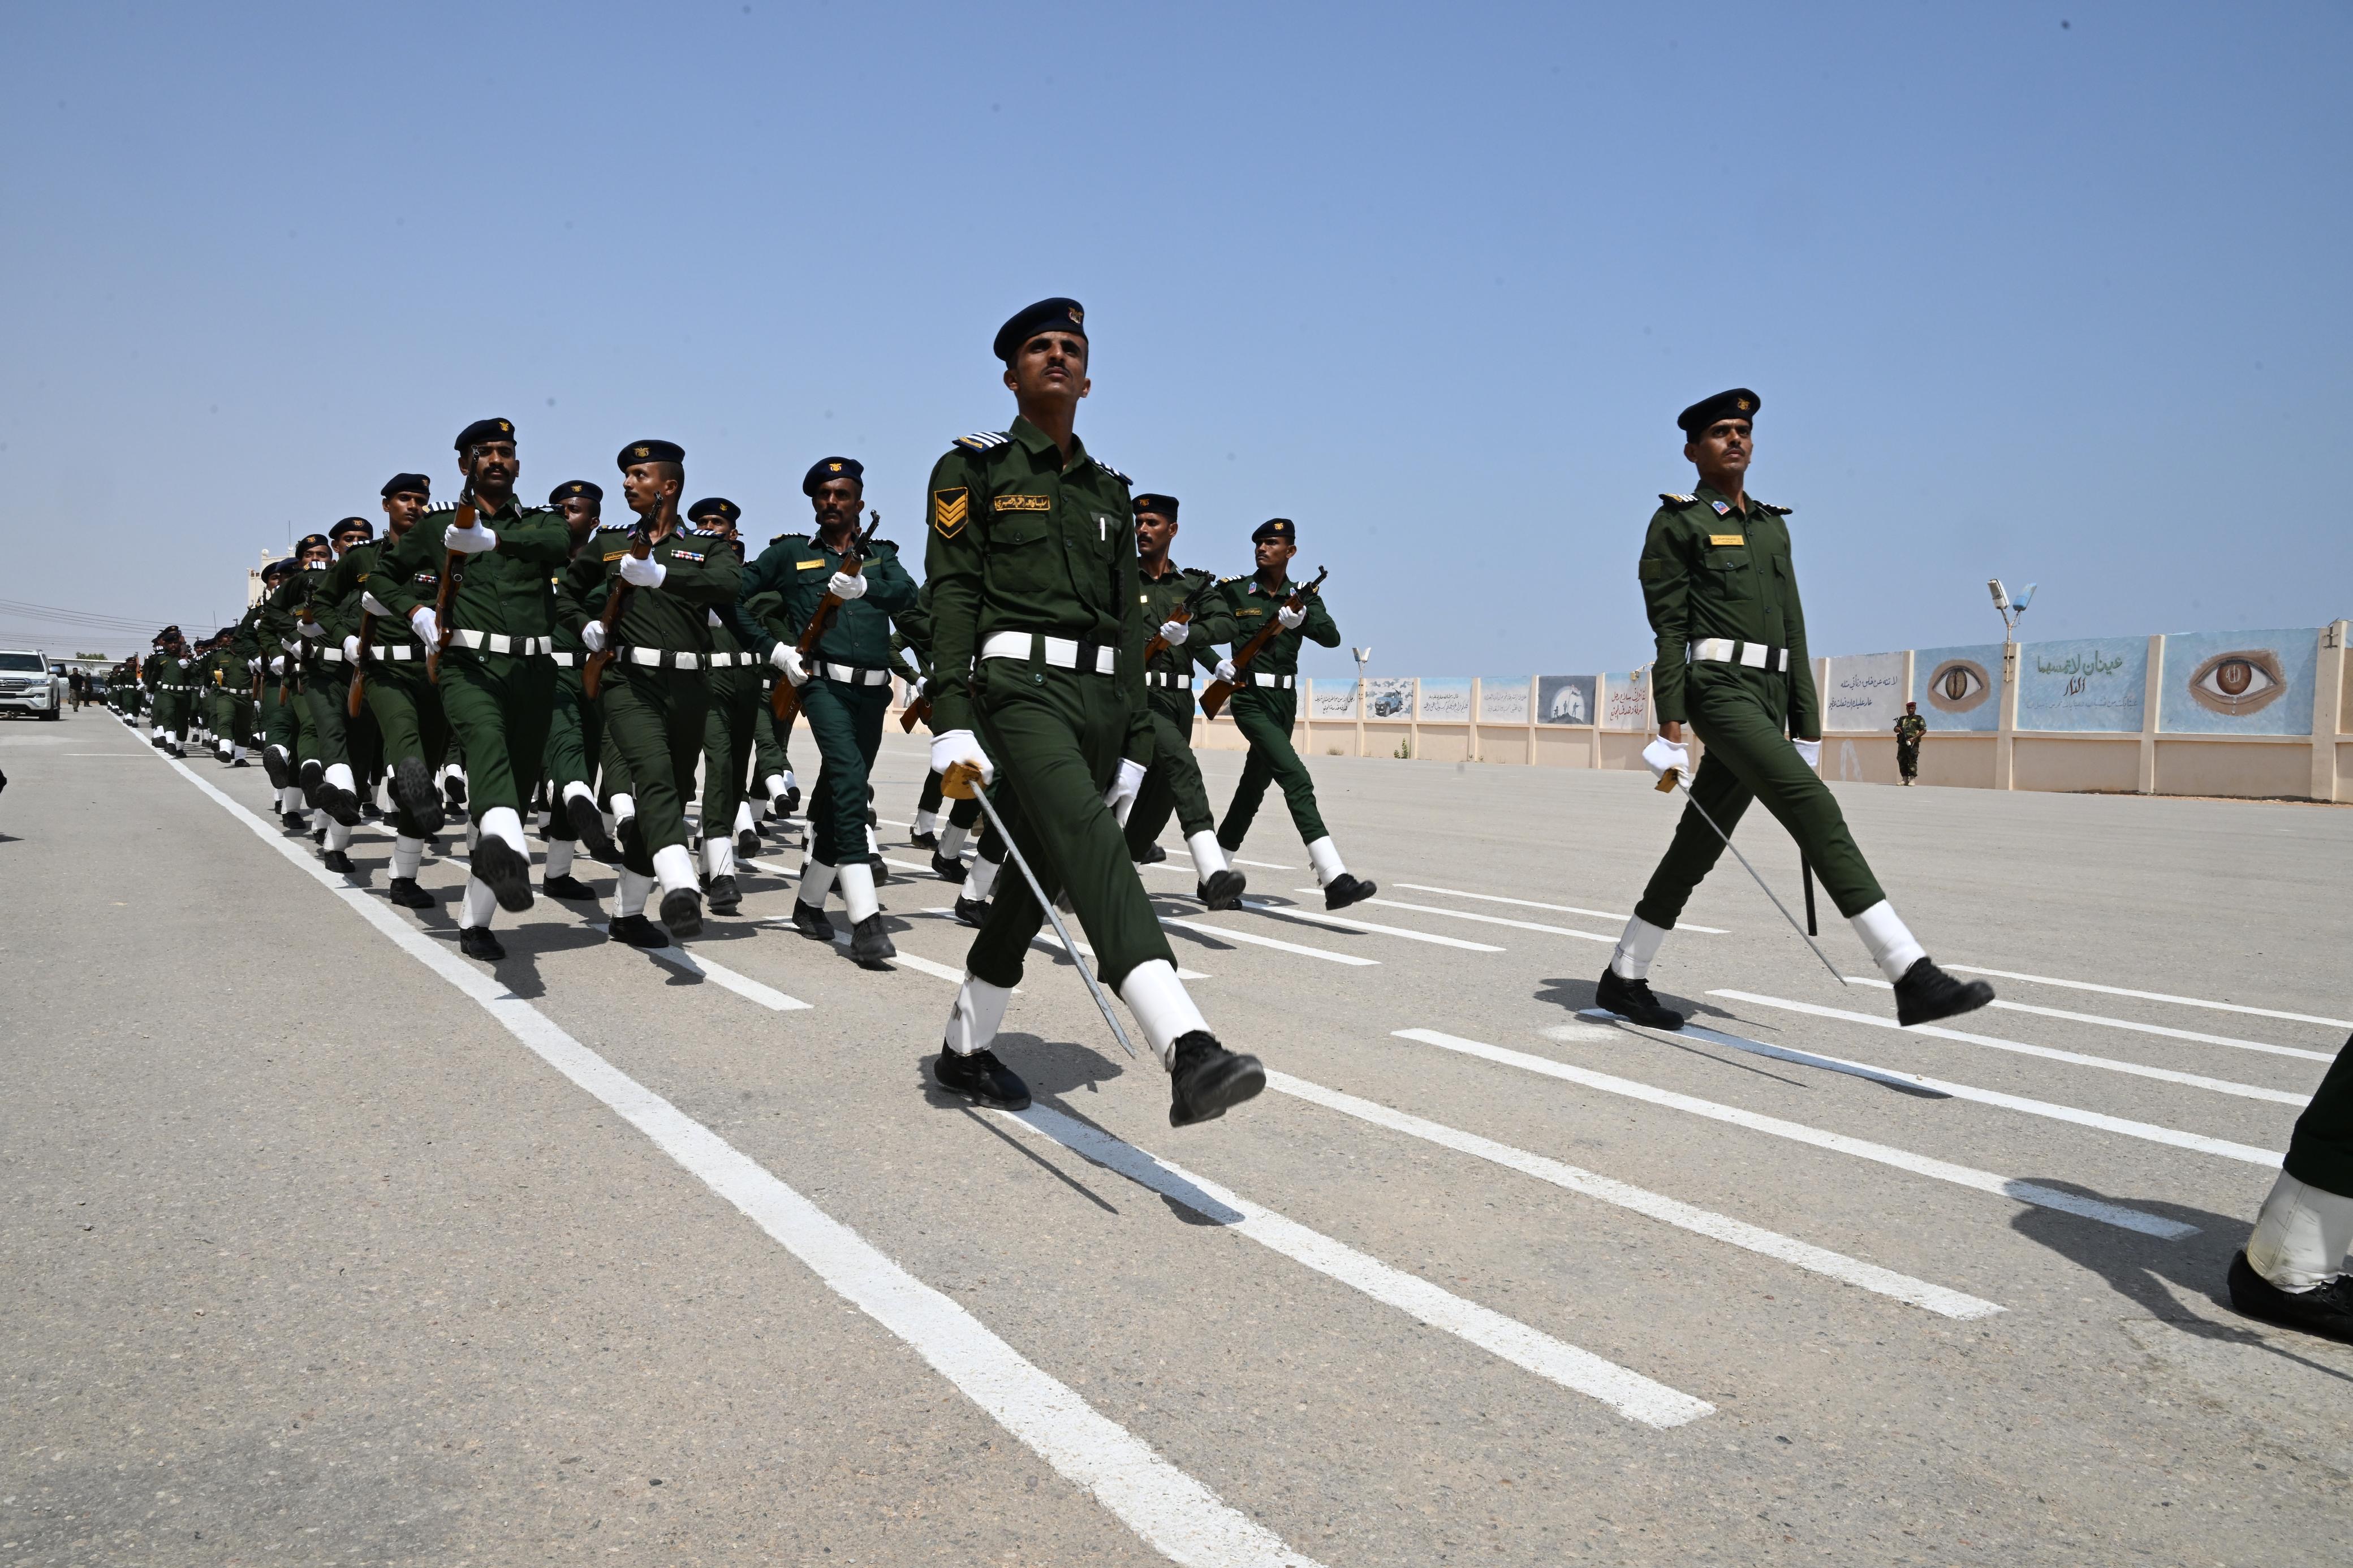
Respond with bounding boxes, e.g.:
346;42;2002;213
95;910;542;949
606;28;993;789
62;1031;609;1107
1395;882;1727;934
1841;978;2335;1064
1950;966;2353;1031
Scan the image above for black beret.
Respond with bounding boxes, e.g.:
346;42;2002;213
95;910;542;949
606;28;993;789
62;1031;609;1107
330;515;373;537
688;496;742;525
1251;517;1296;544
262;558;294;581
454;417;516;451
617;439;685;470
549;480;604;506
1132;493;1179;520
993;297;1087;362
802;456;864;495
295;532;332;555
155;625;180;643
381;472;432;498
1677;388;1760;435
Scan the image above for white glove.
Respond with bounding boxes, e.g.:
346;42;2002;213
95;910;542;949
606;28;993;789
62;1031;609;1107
1104;757;1147;826
774;645;811;686
929;728;994;788
342;635;361;662
247;657;262;672
827;570;867;601
706;609;723;628
1213;658;1239;684
296;617;324;640
1156;618;1190;645
361;590;394;617
443;521;498;554
618;553;666;588
409;606;439;646
581;621;607;654
1792;737;1822;768
269;656;286;676
1642;735;1691;781
1277;603;1307;630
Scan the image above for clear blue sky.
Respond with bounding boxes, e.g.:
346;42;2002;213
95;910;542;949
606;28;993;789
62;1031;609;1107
5;1;2346;672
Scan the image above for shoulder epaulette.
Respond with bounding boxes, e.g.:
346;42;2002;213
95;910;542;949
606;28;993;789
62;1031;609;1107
1094;458;1132;485
1760;501;1793;515
1658;493;1697;506
1220;573;1248;584
951;431;1010;453
593;522;630;534
689;524;727;538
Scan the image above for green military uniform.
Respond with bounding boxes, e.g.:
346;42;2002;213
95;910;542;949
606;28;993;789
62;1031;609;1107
1125;561;1235;862
255;574;320;804
559;512;743;886
1631;483;1882;926
143;643;192;749
348;534;451;839
268;552;369;819
924;415;1176;990
1210;570;1340;850
542;540;606;861
746;586;798;813
1894;711;1927;782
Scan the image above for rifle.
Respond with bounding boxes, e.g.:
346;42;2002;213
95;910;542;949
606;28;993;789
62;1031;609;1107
769;510;882;725
425;477;476;684
1141;570;1223;663
582;486;676;699
346;600;373;718
1197;566;1326;720
897;676;931;733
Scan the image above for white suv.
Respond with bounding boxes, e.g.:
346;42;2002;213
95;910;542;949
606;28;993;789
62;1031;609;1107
0;649;62;720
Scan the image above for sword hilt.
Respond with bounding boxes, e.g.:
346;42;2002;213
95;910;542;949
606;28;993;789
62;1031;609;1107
941;761;985;801
1654;767;1680;793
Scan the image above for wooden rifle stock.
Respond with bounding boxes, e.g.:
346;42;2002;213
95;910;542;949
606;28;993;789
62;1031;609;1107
583;490;674;699
346;608;374;718
1197;566;1325;720
425;480;477;684
898;685;931;732
769;511;882;724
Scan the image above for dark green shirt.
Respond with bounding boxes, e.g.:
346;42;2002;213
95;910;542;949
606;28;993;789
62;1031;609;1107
1139;563;1235;677
920;416;1146;750
721;529;918;670
560;522;744;654
1894;714;1928;746
1207;573;1339;680
1636;484;1817;735
266;562;343;670
373;500;572;639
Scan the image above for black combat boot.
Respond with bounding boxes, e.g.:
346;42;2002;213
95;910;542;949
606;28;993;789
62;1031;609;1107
1197;870;1247;911
542;874;598;901
1594;967;1686;1030
933;1047;1029;1111
1168;1031;1266;1128
790;901;837;942
1136;842;1167;864
567;794;618;862
704;874;742;915
469;835;536;914
849;913;897;966
386;876;433;909
2227;1251;2353;1345
954;894;991;928
1323;873;1376;912
930;851;969;883
391;757;448;836
1893;958;1995;1027
607;913;668;949
458;926;506;962
660;885;703;940
321;848;355;875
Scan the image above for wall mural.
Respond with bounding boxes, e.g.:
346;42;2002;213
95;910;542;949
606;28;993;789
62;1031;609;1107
1417;677;1472;722
1822;650;1908;732
1911;643;2003;732
1601;671;1653;731
1307;679;1360;720
2016;637;2148;733
1363;676;1413;720
1536;675;1597;726
1480;677;1532;724
2158;628;2316;736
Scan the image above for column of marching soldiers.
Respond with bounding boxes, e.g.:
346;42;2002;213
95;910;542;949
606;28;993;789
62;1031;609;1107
97;297;2353;1343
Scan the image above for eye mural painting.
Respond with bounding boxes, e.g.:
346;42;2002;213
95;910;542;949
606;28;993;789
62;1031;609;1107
1911;644;2003;731
2158;629;2317;735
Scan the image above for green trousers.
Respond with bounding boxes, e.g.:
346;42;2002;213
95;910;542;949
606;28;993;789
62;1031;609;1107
304;665;359;770
436;650;554;823
542;663;600;838
1126;687;1214;853
798;679;890;865
968;657;1175;992
2285;1036;2353;1198
1635;663;1885;930
262;679;302;758
1217;686;1325;849
363;660;450;837
701;676;762;849
1897;744;1921;780
151;686;191;740
600;667;708;864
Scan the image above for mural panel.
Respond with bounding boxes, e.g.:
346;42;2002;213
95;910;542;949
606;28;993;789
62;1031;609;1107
1417;678;1472;722
1480;677;1531;724
2016;637;2148;733
1536;675;1597;726
1601;671;1653;731
1307;679;1359;721
2157;628;2316;736
1911;643;2003;733
1363;677;1413;721
1823;651;1908;732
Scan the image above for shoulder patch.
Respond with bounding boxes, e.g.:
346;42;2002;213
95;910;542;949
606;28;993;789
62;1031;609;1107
932;486;970;538
1760;501;1793;515
951;431;1010;453
1658;493;1697;506
1220;573;1247;584
595;522;630;534
1093;459;1133;485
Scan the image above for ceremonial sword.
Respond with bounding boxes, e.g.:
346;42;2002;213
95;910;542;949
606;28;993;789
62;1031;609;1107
1656;763;1848;986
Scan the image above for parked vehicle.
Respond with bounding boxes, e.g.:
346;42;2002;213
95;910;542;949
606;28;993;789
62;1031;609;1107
0;649;62;720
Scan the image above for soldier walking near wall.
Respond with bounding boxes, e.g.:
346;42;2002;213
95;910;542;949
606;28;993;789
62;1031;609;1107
1598;388;1994;1031
1894;702;1927;784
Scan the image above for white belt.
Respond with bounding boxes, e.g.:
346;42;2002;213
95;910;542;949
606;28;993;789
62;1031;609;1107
1248;672;1296;689
980;630;1117;675
364;645;419;662
316;647;348;663
813;660;893;686
705;651;757;668
1147;671;1193;689
622;646;715;669
1690;637;1789;673
450;631;553;656
548;651;578;667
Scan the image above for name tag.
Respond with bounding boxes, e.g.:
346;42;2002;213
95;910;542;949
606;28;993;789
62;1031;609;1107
798;559;825;569
602;551;626;562
1709;534;1745;546
993;494;1051;512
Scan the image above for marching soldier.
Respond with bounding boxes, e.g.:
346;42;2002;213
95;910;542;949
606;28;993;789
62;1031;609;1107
1600;389;1993;1030
2230;1036;2353;1344
540;478;612;899
370;418;572;961
1208;518;1375;910
720;457;917;964
687;496;760;916
258;537;334;826
277;515;380;867
1123;493;1246;908
1893;702;1927;785
349;473;449;908
142;627;190;755
920;297;1263;1124
252;559;305;811
562;439;743;947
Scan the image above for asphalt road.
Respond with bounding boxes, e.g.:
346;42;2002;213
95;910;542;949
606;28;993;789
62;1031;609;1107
5;705;2349;1566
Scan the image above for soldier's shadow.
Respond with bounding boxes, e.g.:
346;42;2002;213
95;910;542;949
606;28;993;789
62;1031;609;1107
918;1033;1132;1215
2006;1180;2353;1381
1533;975;1732;1029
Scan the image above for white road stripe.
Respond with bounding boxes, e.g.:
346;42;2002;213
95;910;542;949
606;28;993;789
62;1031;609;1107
163;757;1326;1568
1574;1010;1951;1097
1711;991;2308;1113
1265;1072;2001;1320
1296;891;1615;944
1231;858;1294;870
1951;966;2353;1031
824;920;975;986
1238;898;1503;953
906;908;1209;982
1161;916;1378;966
588;924;815;1012
1841;978;2335;1064
1395;882;1727;935
1001;1104;1712;1428
1391;1028;2197;1238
